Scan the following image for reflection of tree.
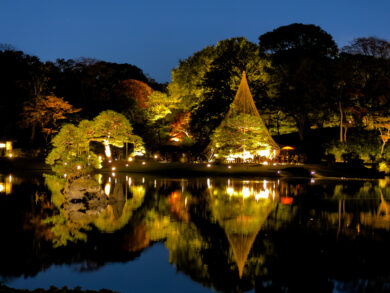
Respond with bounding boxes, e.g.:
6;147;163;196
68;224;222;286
42;175;145;247
208;180;277;278
144;190;210;282
94;183;145;233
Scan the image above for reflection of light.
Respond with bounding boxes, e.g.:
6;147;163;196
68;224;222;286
311;178;315;184
77;165;81;170
0;183;4;192
64;174;67;178
128;157;133;162
154;155;158;159
227;187;234;196
207;164;211;168
108;177;111;182
185;197;188;206
112;167;116;171
112;172;116;177
9;175;12;182
262;161;269;165
96;174;102;184
0;143;5;148
263;180;267;189
154;180;157;188
255;189;269;201
104;182;111;196
128;177;132;186
8;153;13;158
142;162;146;165
207;178;211;188
126;164;128;167
310;170;316;175
228;165;232;169
242;187;251;198
142;177;145;184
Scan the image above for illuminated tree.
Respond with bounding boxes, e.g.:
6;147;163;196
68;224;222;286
45;124;97;175
365;115;390;155
209;72;279;162
90;110;145;158
117;79;153;109
189;38;268;149
169;111;192;143
21;95;81;144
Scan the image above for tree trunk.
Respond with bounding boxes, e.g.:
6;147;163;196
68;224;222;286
30;124;36;144
339;100;344;143
343;125;348;143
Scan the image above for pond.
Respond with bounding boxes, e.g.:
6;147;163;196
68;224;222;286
1;172;390;293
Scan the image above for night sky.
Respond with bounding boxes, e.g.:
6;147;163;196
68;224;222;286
1;0;389;83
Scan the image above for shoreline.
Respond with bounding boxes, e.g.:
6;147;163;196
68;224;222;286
0;158;384;179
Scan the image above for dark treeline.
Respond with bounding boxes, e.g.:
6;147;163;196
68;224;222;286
0;50;165;151
1;23;390;163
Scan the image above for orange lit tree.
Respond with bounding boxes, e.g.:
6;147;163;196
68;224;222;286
21;95;81;144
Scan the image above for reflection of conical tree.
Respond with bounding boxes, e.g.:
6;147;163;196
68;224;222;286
209;184;277;278
210;71;279;161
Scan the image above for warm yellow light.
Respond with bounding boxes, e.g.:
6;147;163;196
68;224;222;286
242;187;251;198
0;183;4;192
228;165;232;169
125;164;129;167
170;137;180;142
255;189;269;201
207;164;211;168
104;182;111;196
8;153;13;158
112;172;116;177
112;167;116;171
262;161;269;165
77;165;81;170
154;155;158;159
0;143;5;148
104;141;111;158
142;161;146;165
226;187;234;196
281;146;294;150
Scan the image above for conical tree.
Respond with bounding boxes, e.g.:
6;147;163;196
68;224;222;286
210;71;279;162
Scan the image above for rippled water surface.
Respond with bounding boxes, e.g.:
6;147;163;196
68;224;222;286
1;172;390;292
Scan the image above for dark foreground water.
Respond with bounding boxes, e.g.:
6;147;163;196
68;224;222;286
1;172;390;293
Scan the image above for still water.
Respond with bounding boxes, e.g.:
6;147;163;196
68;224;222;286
1;172;390;293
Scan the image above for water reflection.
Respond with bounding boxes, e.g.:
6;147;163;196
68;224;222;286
0;174;13;194
2;173;390;292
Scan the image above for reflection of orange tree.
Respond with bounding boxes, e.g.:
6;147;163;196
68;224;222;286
208;180;278;278
144;191;208;278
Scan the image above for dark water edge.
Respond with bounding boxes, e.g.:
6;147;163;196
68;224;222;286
1;172;390;293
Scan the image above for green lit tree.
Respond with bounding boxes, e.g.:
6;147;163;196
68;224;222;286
90;110;145;158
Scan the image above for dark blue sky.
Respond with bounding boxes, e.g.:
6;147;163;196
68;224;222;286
1;0;389;83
